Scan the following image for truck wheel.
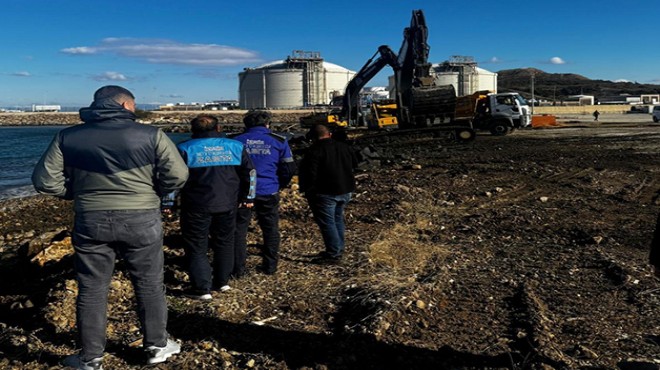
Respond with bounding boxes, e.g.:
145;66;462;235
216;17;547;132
490;123;511;136
654;116;659;123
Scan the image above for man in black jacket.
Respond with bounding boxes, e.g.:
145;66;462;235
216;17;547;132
177;115;256;299
299;124;357;264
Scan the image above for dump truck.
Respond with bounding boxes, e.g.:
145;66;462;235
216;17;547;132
368;90;531;136
453;91;531;135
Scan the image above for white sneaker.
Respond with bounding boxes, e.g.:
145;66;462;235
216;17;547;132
184;290;212;301
61;354;103;370
146;338;181;364
219;285;231;292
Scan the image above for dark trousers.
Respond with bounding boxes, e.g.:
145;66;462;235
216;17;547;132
181;208;236;291
72;209;167;362
308;193;352;258
234;194;280;274
651;212;660;269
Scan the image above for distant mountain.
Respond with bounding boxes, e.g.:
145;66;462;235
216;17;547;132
497;68;660;102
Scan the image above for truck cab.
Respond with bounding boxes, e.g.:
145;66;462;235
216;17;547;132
466;92;530;135
492;93;531;129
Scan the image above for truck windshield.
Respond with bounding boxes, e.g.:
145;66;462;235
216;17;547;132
496;95;515;106
515;95;528;106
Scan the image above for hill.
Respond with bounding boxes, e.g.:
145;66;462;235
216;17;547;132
497;68;660;102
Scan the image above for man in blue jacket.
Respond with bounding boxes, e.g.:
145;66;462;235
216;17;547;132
233;110;296;275
33;85;188;369
178;115;256;298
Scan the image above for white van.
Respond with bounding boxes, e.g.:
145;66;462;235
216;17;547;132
653;105;660;122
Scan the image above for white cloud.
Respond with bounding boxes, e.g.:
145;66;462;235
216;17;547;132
550;57;566;65
93;71;129;81
11;71;31;77
62;38;261;66
489;56;501;63
613;79;630;83
61;46;98;55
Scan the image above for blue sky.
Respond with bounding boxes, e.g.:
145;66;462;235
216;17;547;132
1;0;657;107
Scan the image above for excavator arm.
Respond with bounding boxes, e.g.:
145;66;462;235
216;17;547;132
339;45;398;125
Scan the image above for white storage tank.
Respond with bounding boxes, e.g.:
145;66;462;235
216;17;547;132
239;51;355;109
387;56;497;97
264;67;304;108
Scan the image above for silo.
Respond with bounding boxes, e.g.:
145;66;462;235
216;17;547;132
238;69;266;109
430;56;497;96
238;51;355;109
264;69;304;108
475;67;497;93
386;56;497;98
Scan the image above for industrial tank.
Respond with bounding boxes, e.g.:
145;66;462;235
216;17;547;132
431;56;497;96
387;56;498;98
239;51;355;109
434;67;497;96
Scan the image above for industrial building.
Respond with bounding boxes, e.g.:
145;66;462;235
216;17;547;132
388;55;497;98
238;51;356;109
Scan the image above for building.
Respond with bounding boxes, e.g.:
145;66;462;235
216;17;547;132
388;56;497;98
238;51;356;109
598;94;641;105
565;95;595;106
32;104;61;112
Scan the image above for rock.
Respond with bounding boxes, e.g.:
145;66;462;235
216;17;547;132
539;196;549;202
395;185;411;194
246;359;256;368
415;300;426;309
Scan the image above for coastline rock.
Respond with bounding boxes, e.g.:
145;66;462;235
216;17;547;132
0;110;315;126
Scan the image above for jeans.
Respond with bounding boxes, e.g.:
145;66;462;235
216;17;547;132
308;193;352;258
72;209;167;362
180;208;235;291
234;194;280;274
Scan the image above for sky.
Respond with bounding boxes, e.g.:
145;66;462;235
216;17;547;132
1;0;658;108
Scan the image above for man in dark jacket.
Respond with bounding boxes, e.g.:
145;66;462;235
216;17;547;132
299;124;357;264
233;110;296;275
177;115;256;298
32;85;188;369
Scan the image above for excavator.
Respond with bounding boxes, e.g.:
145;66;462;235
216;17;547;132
301;9;475;140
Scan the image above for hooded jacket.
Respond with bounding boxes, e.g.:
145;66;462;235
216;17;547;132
32;98;189;212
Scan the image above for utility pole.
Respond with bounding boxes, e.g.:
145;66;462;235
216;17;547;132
530;70;535;115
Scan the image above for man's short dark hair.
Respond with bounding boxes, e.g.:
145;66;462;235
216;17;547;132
243;110;272;128
190;114;219;134
93;85;135;104
307;123;331;141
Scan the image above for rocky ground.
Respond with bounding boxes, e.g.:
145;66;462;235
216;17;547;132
1;116;659;369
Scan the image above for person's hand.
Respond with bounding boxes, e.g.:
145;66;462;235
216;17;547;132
239;202;254;209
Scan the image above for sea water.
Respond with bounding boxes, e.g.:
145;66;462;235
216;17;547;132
0;126;190;201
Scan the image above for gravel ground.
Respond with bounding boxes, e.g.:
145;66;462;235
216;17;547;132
1;119;659;369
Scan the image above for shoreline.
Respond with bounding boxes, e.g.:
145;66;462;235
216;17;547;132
0;110;315;126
